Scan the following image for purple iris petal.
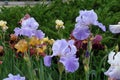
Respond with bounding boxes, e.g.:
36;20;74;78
44;55;52;67
20;28;34;37
14;27;22;36
68;39;75;45
3;73;25;80
52;39;69;56
34;30;45;39
63;40;77;56
72;25;90;40
59;56;79;72
76;10;98;25
52;39;77;57
22;17;39;30
93;21;106;31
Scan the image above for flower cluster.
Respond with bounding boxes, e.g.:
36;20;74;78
44;39;79;72
72;10;106;40
14;36;54;57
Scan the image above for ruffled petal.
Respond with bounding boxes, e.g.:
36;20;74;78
22;17;39;30
72;25;90;40
78;10;98;25
59;56;79;72
52;39;68;56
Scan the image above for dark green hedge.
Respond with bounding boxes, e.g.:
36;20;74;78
0;0;120;46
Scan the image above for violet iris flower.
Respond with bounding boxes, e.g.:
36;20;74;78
14;17;45;39
44;39;79;72
3;73;25;80
72;10;106;40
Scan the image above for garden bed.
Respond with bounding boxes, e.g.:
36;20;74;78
0;0;120;80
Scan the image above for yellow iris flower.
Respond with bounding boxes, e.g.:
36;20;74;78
15;39;28;53
0;20;8;31
29;36;41;46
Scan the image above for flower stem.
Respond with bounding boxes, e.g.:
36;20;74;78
59;73;62;80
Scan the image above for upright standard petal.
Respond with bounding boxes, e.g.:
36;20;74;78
52;39;77;57
62;40;77;57
77;10;98;25
44;55;52;67
22;17;39;30
52;39;68;56
72;25;90;40
59;56;79;72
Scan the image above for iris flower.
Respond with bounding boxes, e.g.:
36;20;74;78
29;36;41;46
104;51;120;79
14;39;28;53
109;22;120;33
3;73;25;80
0;20;8;31
14;16;45;39
72;10;106;40
44;39;79;72
55;19;65;29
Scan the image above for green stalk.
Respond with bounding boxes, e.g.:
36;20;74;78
84;37;92;80
59;73;62;80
